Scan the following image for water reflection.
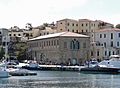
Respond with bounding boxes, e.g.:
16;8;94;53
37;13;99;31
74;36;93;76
0;71;120;88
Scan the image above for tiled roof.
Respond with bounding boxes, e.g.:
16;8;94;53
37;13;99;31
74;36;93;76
57;18;78;22
79;19;93;22
96;28;120;32
29;32;89;41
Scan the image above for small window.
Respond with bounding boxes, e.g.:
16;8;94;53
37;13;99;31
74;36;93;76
9;34;11;36
82;30;83;33
76;30;78;33
111;41;113;47
67;23;69;26
118;33;120;37
64;42;67;48
51;40;53;46
104;42;106;47
76;41;80;49
104;34;106;38
91;24;93;26
44;41;45;46
117;42;119;46
97;51;99;56
111;33;113;39
113;51;115;55
14;34;16;36
86;23;88;26
105;51;107;56
109;51;111;56
72;30;74;32
81;24;83;26
49;41;50;46
91;51;93;56
76;24;78;26
57;40;59;45
60;22;62;24
72;23;74;26
18;34;21;36
60;29;62;31
100;34;102;38
54;40;56;46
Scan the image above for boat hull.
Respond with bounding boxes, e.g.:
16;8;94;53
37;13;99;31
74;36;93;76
80;67;120;74
0;71;10;78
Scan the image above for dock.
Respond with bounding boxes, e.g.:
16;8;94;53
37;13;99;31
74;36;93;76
23;64;85;71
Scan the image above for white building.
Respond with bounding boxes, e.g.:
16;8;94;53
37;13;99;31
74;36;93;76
93;28;120;60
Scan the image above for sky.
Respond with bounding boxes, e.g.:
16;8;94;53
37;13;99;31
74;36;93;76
0;0;120;28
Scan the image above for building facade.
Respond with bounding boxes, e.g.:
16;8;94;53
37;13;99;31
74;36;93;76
92;28;120;60
8;26;33;42
56;18;113;43
28;32;90;65
56;19;79;33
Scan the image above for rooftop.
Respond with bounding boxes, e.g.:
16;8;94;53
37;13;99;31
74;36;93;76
79;19;94;22
29;32;89;41
57;18;78;22
96;28;120;32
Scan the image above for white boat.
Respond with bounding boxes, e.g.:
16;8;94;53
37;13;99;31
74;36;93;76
85;60;98;68
22;61;40;70
0;66;10;78
6;63;37;76
81;55;120;73
98;55;120;68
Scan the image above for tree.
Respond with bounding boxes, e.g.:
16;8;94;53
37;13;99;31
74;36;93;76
43;23;48;27
26;23;33;30
0;47;5;60
116;24;120;29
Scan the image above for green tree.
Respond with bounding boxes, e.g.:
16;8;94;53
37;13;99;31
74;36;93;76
0;47;5;60
116;24;120;29
15;43;28;61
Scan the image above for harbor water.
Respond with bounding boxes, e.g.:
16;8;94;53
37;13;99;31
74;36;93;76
0;71;120;88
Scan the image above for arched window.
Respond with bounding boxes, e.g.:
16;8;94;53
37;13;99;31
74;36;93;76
76;41;80;49
70;40;74;49
70;39;80;50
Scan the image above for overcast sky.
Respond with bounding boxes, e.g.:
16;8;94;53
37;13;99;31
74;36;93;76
0;0;120;28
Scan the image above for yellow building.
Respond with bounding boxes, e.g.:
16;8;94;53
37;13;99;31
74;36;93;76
56;19;79;33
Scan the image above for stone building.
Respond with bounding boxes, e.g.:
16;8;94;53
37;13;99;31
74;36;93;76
28;32;90;65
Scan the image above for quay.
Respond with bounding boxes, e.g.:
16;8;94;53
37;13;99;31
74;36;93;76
23;64;85;71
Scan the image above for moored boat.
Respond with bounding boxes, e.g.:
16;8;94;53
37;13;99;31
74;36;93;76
0;67;10;78
80;55;120;74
